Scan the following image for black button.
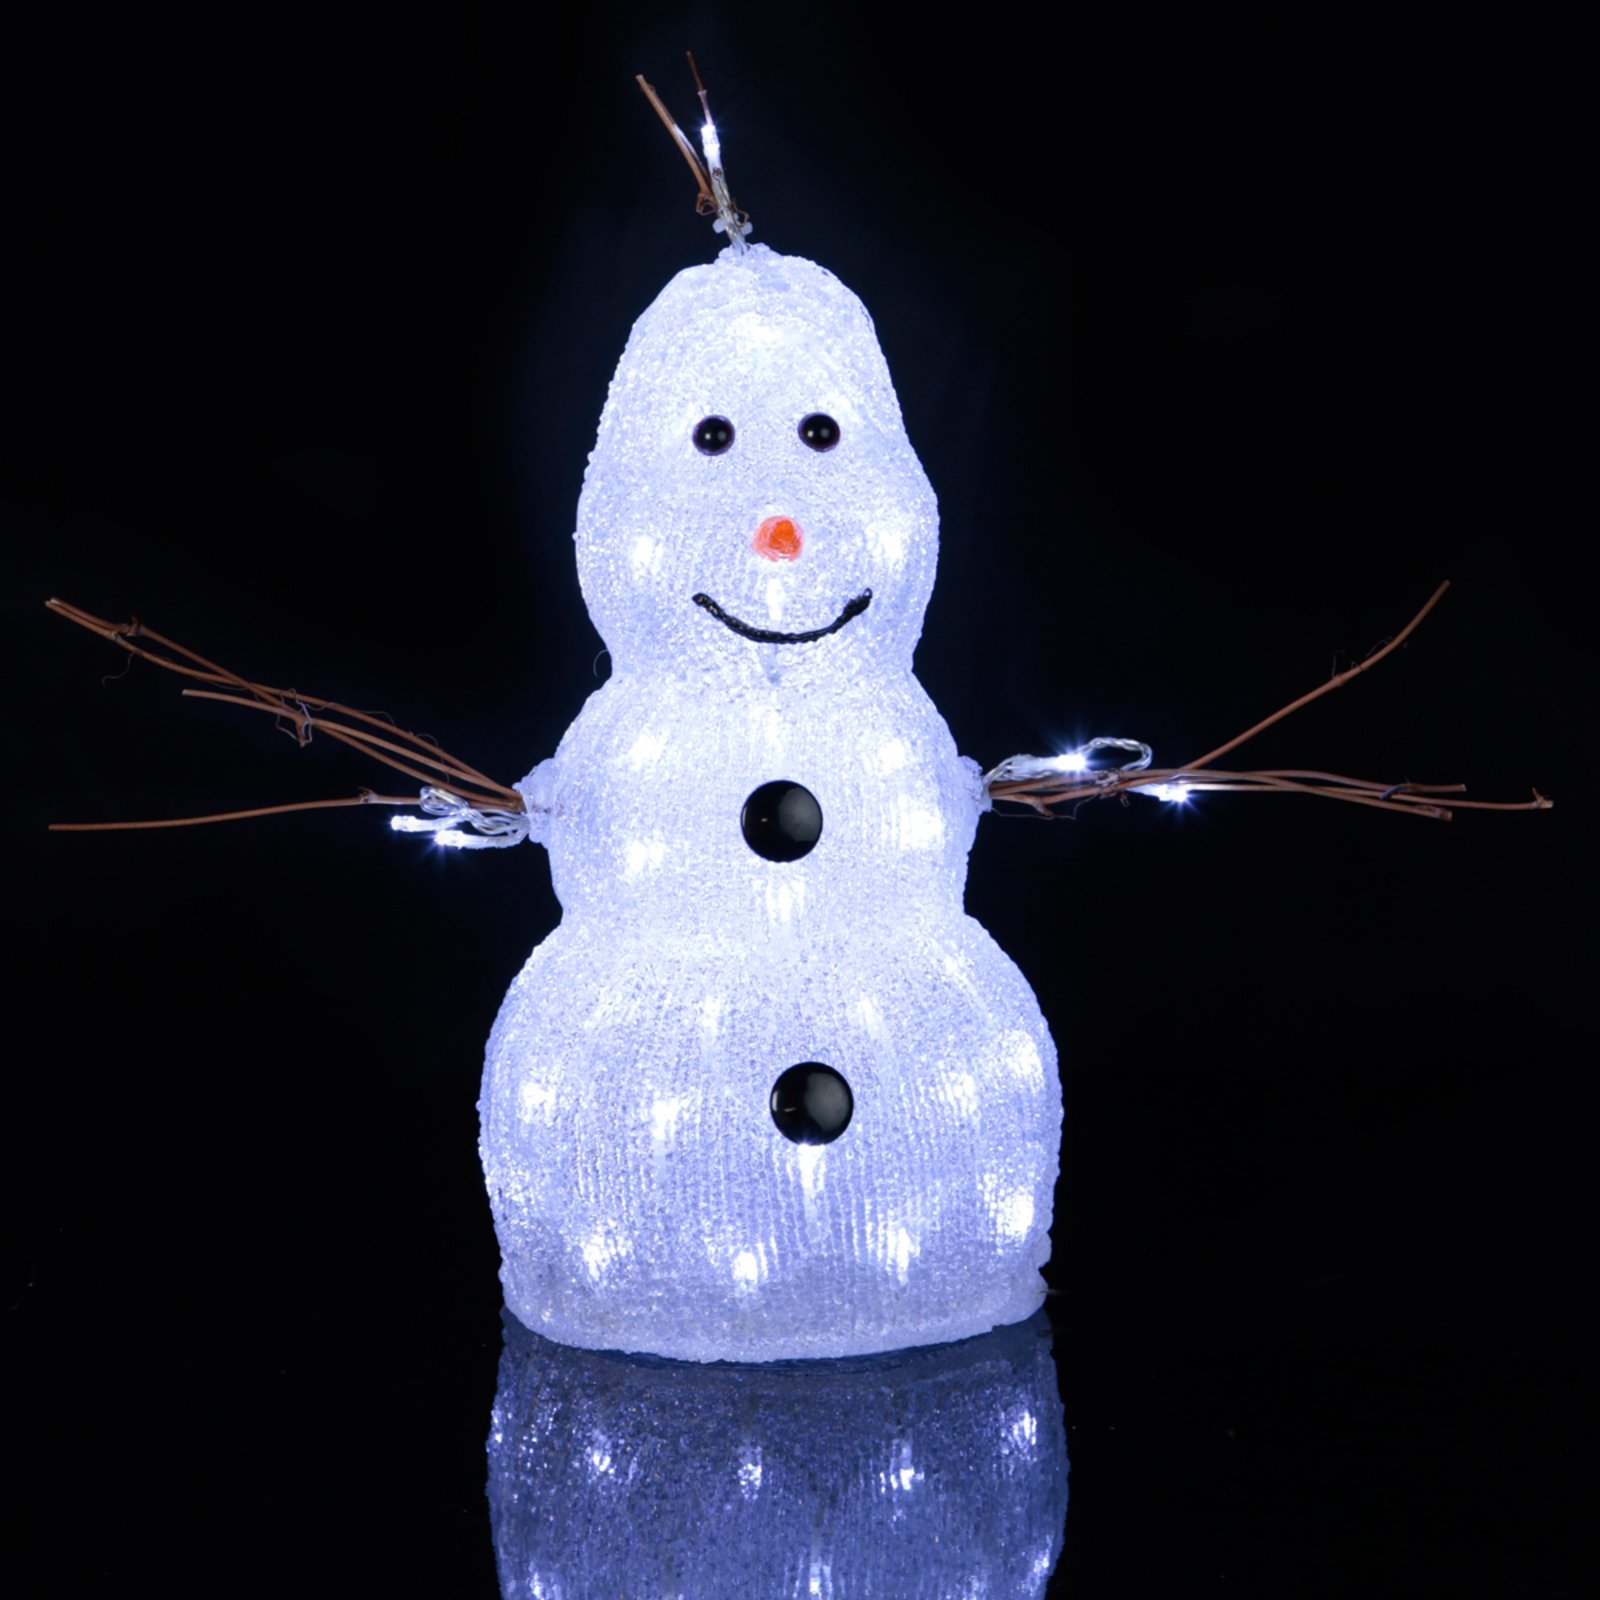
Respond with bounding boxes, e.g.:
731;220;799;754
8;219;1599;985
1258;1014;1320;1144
741;780;822;862
770;1062;853;1144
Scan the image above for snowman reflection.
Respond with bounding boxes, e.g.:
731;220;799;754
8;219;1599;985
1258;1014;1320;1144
481;244;1060;1361
488;1309;1069;1597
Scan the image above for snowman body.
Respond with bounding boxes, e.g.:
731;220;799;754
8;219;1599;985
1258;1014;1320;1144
481;246;1060;1361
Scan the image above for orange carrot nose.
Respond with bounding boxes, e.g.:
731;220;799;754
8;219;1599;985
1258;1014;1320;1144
752;515;804;561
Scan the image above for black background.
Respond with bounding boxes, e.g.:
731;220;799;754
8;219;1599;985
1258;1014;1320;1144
6;7;1587;1594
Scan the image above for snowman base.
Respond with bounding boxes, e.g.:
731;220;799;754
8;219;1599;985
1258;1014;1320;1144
497;1257;1051;1365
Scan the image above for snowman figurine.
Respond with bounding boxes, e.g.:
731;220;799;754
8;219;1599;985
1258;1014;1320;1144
480;242;1060;1362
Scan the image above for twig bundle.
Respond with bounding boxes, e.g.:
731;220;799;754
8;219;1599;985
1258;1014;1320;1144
46;598;522;832
984;582;1551;821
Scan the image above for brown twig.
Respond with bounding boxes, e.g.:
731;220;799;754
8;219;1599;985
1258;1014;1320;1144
47;598;524;829
991;766;1550;822
636;73;715;208
1184;580;1451;771
179;689;512;807
987;583;1553;823
50;792;418;832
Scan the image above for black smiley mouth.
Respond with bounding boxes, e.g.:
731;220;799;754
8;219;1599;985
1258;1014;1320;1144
691;589;873;645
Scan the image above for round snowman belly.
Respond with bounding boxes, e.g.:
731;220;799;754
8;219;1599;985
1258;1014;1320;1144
539;670;983;936
481;917;1060;1361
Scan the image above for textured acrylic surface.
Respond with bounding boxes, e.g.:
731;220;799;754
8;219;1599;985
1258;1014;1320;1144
488;1309;1069;1598
482;245;1061;1360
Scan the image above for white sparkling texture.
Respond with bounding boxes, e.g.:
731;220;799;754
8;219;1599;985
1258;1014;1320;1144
481;245;1061;1361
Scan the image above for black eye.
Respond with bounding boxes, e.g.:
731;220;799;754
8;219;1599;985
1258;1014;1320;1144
693;416;735;455
798;413;840;452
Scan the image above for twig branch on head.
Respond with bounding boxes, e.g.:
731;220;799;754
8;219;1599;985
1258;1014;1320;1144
636;55;751;251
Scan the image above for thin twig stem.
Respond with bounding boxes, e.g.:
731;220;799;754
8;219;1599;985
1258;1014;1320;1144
48;597;524;824
48;598;515;801
180;689;511;803
1181;580;1451;773
50;792;417;832
635;74;714;204
988;764;1550;821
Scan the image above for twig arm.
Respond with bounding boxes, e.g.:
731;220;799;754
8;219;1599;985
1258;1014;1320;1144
984;581;1551;824
48;597;527;840
50;792;418;832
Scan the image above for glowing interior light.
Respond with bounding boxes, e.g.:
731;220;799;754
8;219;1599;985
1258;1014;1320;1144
867;516;909;566
622;837;666;877
700;119;722;169
1008;1407;1040;1458
1000;1191;1036;1240
1049;749;1089;774
796;1142;826;1196
518;1080;556;1121
480;245;1060;1362
763;877;799;924
891;800;946;851
629;534;660;576
650;1096;685;1146
1140;782;1192;805
945;1072;980;1120
882;1439;920;1493
1000;1029;1046;1086
855;993;886;1037
627;730;666;768
581;1232;626;1282
875;738;907;774
885;1224;918;1285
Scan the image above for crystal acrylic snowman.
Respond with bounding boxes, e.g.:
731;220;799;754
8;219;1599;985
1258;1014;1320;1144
479;242;1060;1362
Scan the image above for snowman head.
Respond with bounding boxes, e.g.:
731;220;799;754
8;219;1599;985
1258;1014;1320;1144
575;246;938;685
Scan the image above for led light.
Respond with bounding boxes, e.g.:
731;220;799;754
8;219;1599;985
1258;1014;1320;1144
1139;782;1192;805
700;118;722;170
